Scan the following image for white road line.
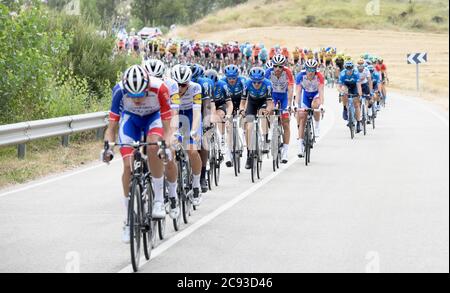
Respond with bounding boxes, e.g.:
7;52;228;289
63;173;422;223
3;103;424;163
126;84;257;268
0;159;120;199
118;109;336;273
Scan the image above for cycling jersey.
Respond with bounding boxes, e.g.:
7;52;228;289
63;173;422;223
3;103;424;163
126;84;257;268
178;82;202;111
259;48;268;61
163;77;180;110
296;72;324;109
265;67;294;94
371;71;381;90
192;76;214;102
339;70;361;95
243;79;272;118
358;68;371;84
212;80;230;109
110;78;171;158
219;76;247;111
110;77;171;121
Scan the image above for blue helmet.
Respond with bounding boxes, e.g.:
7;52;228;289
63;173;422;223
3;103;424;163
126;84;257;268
204;69;219;83
249;67;265;82
224;65;239;78
191;64;205;80
367;65;375;72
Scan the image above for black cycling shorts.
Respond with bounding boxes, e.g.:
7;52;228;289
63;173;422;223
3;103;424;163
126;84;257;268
246;99;268;122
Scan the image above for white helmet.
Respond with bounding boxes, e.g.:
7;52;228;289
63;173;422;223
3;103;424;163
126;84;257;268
123;65;149;97
144;59;165;78
272;54;286;66
171;65;192;84
304;59;319;69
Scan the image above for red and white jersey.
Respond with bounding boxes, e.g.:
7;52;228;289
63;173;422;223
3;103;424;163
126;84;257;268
110;76;172;122
265;67;294;94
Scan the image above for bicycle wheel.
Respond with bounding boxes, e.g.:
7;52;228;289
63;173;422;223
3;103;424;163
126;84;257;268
349;106;355;140
362;106;367;136
233;128;239;177
142;176;153;261
305;124;311;166
251;153;256;183
214;149;221;187
180;160;190;224
129;179;142;272
172;191;182;232
256;133;262;180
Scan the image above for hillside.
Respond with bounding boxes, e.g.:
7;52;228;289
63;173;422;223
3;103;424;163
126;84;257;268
176;0;449;34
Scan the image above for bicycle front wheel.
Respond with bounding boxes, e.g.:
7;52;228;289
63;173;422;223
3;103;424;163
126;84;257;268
129;179;142;272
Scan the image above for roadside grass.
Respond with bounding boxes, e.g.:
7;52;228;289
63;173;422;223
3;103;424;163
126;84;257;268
179;0;449;34
0;131;104;189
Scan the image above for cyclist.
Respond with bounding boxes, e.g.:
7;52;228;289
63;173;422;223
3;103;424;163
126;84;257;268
143;59;181;219
293;47;301;65
294;59;324;158
171;65;204;207
191;64;214;193
259;46;269;65
375;58;388;103
103;65;172;243
356;59;373;122
338;61;363;133
334;53;345;78
217;65;247;168
265;54;294;164
243;67;274;170
368;64;382;115
252;45;261;64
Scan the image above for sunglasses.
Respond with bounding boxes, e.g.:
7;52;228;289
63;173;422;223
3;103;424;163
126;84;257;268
274;65;283;69
227;77;237;81
178;83;189;88
306;68;317;72
252;81;263;85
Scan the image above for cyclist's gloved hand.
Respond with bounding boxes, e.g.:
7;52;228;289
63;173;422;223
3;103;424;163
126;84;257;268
101;149;114;163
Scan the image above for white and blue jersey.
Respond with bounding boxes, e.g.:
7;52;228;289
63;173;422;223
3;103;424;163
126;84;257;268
295;71;325;109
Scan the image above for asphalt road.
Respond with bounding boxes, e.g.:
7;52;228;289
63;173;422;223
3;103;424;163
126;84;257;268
0;88;448;273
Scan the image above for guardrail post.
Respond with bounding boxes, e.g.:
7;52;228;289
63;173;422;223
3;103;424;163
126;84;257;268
18;144;26;160
62;135;70;147
96;127;105;140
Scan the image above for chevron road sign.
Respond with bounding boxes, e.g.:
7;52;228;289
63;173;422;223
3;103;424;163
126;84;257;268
407;53;428;64
407;53;428;91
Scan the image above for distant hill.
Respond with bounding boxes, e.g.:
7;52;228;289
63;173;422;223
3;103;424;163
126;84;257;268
178;0;448;34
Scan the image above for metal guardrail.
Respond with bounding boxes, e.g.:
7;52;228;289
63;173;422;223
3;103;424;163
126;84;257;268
0;112;109;159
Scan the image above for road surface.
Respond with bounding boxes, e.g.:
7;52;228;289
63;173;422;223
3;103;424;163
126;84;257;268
0;88;448;273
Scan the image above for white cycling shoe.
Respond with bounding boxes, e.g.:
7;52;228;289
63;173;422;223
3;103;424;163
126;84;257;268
122;224;130;244
297;141;305;158
315;126;321;138
281;146;289;164
152;201;166;219
169;198;181;220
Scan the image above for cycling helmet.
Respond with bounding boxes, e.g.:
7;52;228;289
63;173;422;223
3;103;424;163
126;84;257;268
191;64;205;80
344;61;354;70
224;64;240;78
357;58;365;66
249;67;265;82
266;60;274;69
143;59;165;78
171;65;192;84
367;65;375;72
204;69;219;83
305;59;319;69
272;54;286;66
123;65;149;98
